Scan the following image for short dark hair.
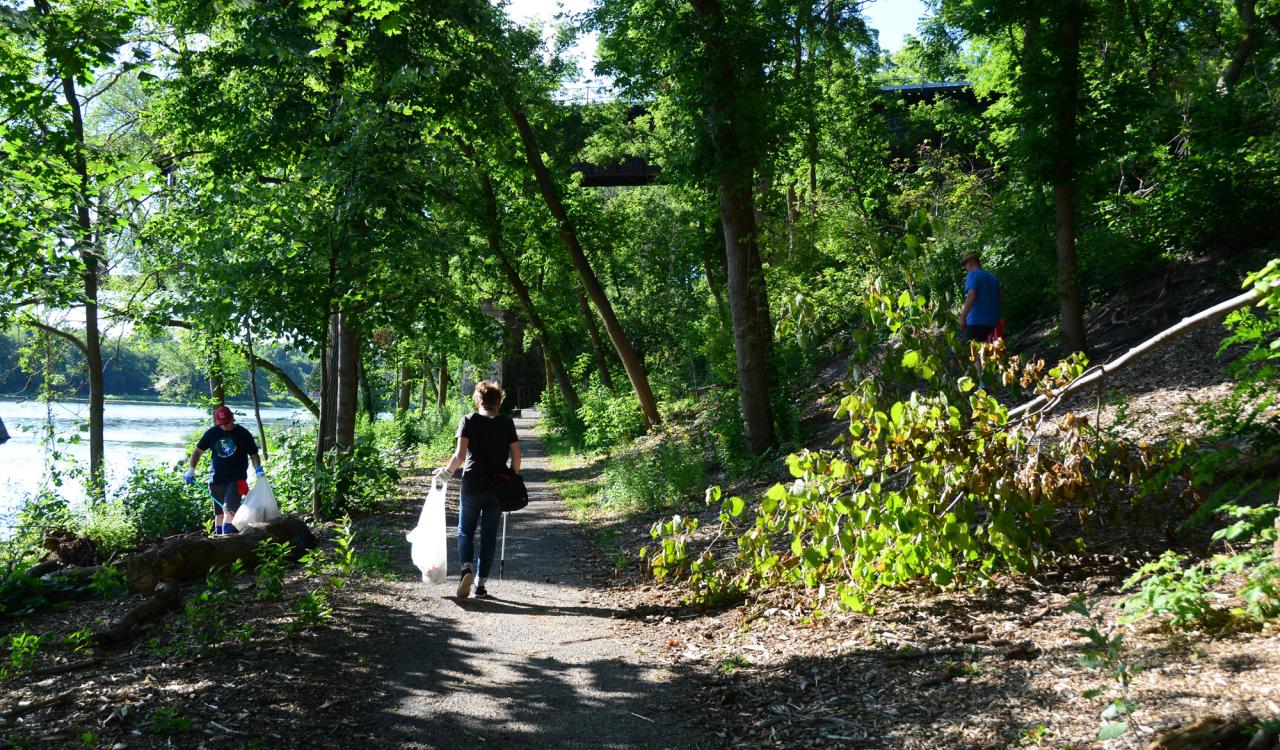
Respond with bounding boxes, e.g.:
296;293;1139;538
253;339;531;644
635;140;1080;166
473;380;504;409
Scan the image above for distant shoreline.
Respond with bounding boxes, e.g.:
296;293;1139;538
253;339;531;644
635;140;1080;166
0;396;303;409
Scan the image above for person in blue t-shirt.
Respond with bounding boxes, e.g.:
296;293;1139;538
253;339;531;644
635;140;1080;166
959;251;1001;342
184;405;263;535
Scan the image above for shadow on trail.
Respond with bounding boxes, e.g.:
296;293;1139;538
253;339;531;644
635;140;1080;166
447;595;619;618
352;593;711;750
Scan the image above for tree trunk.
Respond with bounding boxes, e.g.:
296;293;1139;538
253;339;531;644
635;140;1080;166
314;307;337;516
438;360;449;407
335;311;360;449
577;290;614;390
245;326;269;462
40;15;107;501
1008;288;1261;420
690;0;777;454
720;181;778;454
208;350;226;405
1052;0;1089;355
424;355;435;412
1219;0;1260;93
250;354;318;417
358;353;376;421
500;97;662;428
398;363;413;413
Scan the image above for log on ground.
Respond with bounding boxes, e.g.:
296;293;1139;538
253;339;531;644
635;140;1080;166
125;516;317;594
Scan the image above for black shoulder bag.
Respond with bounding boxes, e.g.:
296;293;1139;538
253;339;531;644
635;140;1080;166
495;469;529;512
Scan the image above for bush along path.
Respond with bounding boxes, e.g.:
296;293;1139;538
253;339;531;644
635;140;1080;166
349;411;713;749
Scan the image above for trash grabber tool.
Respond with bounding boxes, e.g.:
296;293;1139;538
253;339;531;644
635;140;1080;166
192;480;229;535
499;512;508;580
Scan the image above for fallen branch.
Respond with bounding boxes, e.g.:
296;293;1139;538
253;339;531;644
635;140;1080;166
0;688;76;725
1009;289;1261;421
92;578;181;648
22;657;105;679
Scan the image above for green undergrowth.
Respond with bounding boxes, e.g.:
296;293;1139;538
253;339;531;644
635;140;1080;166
642;276;1251;613
542;421;708;520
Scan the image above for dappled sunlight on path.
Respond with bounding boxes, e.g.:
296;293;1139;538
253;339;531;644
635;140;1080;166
361;411;711;749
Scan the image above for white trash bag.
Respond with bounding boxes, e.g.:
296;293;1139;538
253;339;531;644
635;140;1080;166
407;474;448;584
232;476;281;527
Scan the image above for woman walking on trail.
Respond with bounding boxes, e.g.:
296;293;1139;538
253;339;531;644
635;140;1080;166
435;380;521;599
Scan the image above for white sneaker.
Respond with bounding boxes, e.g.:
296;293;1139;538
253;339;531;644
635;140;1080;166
457;568;474;599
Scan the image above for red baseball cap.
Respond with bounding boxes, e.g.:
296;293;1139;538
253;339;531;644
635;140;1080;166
213;405;234;425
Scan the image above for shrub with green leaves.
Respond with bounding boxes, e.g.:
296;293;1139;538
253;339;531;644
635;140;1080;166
181;561;243;644
76;500;136;558
599;432;706;513
268;421;400;519
1117;264;1280;630
2;631;44;679
411;400;471;464
121;461;205;540
578;383;646;451
255;539;291;601
647;287;1185;612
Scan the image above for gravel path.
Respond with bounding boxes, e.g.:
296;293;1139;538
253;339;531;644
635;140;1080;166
364;412;712;749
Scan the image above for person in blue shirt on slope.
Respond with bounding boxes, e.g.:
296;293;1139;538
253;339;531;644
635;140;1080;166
958;251;1001;343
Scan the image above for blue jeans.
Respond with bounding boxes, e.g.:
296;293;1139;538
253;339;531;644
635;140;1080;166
457;487;501;578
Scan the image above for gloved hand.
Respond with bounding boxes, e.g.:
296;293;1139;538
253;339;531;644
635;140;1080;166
432;467;452;479
183;468;195;485
255;465;265;477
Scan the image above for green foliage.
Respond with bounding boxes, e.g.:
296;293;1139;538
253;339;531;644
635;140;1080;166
375;401;469;460
1118;273;1280;631
88;564;127;600
1068;598;1140;741
254;539;291;601
181;561;244;645
65;627;93;653
6;493;75;565
698;387;759;479
648;288;1185;611
1120;552;1222;629
75;501;136;558
287;589;333;635
599;431;706;514
146;706;191;735
269;422;400;519
121;462;206;541
1;632;44;680
333;515;357;579
578;383;646;451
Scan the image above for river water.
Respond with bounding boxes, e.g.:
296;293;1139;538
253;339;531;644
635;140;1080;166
0;399;310;527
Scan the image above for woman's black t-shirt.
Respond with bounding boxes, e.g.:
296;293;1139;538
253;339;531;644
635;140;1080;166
457;412;519;494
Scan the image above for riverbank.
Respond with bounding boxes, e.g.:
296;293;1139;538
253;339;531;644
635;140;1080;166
0;400;310;523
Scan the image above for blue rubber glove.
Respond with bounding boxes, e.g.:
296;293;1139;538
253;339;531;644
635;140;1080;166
183;468;195;485
255;465;265;477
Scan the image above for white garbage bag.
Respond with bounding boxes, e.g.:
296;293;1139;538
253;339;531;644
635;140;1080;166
232;476;281;527
407;474;448;584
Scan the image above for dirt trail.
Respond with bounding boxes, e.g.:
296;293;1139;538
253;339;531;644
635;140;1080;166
355;412;711;749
